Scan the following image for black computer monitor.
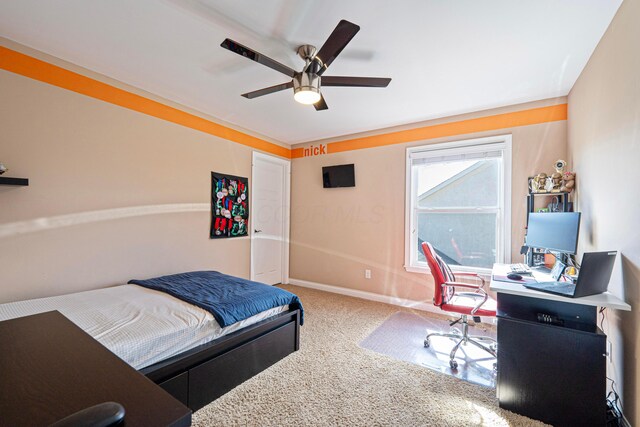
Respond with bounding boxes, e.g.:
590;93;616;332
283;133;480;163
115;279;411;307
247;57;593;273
526;212;581;254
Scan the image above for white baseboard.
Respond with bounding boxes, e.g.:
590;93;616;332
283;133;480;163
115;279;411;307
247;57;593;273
287;278;497;325
289;277;436;313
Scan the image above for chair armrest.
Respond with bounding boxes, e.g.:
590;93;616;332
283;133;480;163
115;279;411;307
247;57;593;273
452;272;486;288
443;282;482;289
443;282;488;314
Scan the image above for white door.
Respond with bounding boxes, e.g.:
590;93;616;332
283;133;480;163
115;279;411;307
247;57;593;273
251;152;290;285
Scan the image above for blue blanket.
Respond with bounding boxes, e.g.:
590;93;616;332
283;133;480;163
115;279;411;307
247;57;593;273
128;271;303;327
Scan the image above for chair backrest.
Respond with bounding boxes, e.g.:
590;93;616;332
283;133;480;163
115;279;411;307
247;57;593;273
421;242;455;307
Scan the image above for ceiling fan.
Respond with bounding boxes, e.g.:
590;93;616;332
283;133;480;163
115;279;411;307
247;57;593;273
220;20;391;111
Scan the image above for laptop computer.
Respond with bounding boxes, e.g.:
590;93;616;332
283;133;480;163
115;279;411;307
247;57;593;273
524;251;617;298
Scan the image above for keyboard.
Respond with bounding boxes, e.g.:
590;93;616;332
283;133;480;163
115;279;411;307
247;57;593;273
509;263;532;274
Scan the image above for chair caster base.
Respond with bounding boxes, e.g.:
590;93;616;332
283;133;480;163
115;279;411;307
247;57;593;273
424;338;430;348
449;359;458;370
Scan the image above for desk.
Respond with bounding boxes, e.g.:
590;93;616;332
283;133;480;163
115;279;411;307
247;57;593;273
0;311;192;427
490;264;630;427
491;264;631;311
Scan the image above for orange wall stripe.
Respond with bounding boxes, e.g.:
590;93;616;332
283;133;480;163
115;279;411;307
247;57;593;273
291;148;305;158
0;46;291;159
0;46;566;160
291;103;567;158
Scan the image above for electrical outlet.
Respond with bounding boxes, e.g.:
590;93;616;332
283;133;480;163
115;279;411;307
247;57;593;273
365;269;371;279
607;340;613;363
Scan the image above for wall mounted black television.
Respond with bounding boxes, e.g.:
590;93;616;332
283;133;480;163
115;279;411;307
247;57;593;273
322;164;355;188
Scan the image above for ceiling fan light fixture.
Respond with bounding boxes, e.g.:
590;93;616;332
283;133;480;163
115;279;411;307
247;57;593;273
293;73;321;105
294;88;321;105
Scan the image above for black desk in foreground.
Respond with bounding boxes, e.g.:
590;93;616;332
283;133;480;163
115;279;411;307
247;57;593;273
0;311;191;427
490;264;631;427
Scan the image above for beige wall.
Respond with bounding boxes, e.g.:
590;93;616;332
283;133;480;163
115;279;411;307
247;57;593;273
290;98;567;303
568;0;640;423
0;66;257;303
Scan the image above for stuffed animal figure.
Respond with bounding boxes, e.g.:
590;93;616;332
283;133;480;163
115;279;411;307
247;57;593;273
561;172;576;193
531;173;547;193
550;172;563;192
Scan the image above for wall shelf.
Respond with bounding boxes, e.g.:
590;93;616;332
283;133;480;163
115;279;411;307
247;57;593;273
0;177;29;186
528;191;571;196
527;191;571;213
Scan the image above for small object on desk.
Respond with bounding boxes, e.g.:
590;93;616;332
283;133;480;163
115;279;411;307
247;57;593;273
0;163;7;175
49;402;125;427
509;263;532;274
492;273;538;284
507;273;523;281
550;259;566;281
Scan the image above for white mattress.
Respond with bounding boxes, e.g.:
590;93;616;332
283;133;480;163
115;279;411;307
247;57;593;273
0;285;288;369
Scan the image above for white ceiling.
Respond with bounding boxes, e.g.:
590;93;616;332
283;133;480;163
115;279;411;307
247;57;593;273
0;0;622;145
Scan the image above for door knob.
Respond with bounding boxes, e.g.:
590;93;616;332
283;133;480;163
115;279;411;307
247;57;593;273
254;229;262;233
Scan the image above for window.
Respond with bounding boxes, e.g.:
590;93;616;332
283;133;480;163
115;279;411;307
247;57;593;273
405;135;511;273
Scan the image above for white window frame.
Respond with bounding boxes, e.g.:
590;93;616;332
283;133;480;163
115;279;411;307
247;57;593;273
404;135;512;275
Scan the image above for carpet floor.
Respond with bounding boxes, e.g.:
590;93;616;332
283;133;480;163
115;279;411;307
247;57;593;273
193;285;547;427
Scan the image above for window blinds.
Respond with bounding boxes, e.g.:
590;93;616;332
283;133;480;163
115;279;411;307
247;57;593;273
410;148;503;166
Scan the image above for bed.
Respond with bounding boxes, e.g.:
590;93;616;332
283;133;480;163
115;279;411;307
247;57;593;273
0;271;303;411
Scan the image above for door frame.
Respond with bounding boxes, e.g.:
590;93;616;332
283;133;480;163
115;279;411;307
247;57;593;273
250;151;291;284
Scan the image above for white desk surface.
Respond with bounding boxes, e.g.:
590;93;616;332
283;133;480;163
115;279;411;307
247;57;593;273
490;264;631;311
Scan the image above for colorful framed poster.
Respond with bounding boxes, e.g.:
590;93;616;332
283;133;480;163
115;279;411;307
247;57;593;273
210;172;249;238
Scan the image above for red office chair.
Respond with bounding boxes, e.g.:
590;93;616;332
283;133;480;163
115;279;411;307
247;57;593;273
422;242;497;370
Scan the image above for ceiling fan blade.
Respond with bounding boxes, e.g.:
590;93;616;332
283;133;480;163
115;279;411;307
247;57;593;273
221;38;296;78
322;76;391;87
241;81;294;99
314;20;360;76
314;95;328;111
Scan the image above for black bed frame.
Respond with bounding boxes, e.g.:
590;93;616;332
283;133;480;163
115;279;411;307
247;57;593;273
140;308;301;411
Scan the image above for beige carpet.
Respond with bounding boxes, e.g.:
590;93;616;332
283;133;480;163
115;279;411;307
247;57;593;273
193;285;547;427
